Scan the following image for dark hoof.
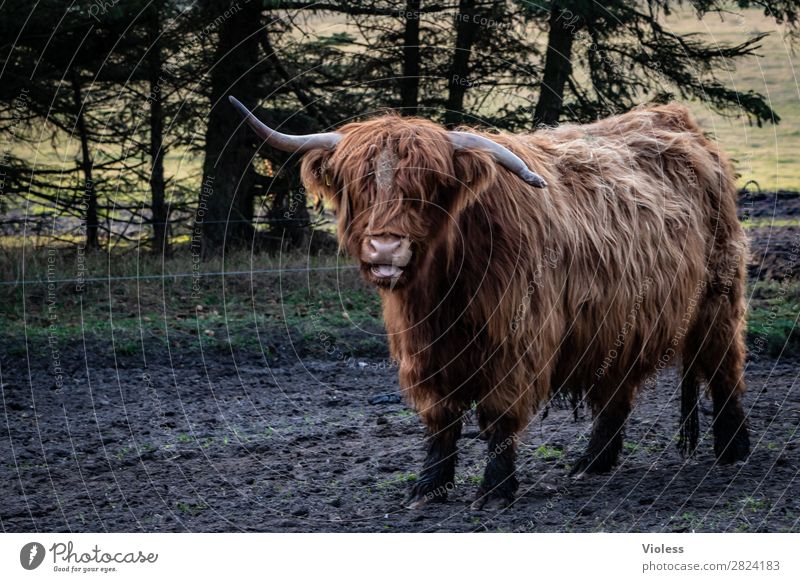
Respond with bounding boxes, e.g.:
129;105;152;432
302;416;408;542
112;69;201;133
471;487;514;511
677;436;699;459
405;496;429;510
569;453;615;477
715;427;750;464
404;481;450;509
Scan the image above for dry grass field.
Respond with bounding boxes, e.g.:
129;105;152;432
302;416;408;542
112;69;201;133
666;7;800;191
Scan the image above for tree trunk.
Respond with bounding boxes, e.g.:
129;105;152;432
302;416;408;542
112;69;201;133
444;0;479;128
70;75;99;251
533;3;577;127
266;171;310;251
400;0;421;115
199;0;262;256
148;13;169;256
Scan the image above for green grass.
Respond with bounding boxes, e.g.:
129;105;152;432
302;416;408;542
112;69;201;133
375;472;418;490
623;441;639;453
390;409;415;418
0;244;383;358
533;444;564;461
2;245;799;359
742;217;800;229
739;495;768;513
175;501;208;516
747;280;800;357
466;475;482;485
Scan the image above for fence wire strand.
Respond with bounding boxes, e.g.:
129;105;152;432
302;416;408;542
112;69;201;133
0;264;359;287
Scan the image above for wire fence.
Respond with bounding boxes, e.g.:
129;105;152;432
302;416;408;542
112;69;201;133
0;210;335;250
2;250;796;288
0;264;360;287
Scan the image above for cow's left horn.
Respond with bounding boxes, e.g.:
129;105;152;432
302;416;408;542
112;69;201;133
229;96;341;153
448;131;547;188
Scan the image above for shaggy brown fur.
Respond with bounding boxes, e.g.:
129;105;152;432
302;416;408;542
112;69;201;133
300;103;750;509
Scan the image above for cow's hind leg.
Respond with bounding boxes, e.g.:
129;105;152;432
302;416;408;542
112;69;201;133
471;410;520;511
678;360;701;457
570;381;635;476
688;293;750;464
405;405;462;509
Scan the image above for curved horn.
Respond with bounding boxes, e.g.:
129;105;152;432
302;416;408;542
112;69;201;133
449;131;547;188
228;95;341;153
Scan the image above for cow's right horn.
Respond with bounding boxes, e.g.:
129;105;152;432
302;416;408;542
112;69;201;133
229;96;341;153
449;131;547;188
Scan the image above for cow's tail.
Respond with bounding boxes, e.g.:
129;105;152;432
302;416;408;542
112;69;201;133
678;363;700;457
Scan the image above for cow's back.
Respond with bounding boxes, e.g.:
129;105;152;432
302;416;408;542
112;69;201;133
520;104;744;399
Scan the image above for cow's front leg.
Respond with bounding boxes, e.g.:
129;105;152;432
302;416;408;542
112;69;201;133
405;407;462;509
471;413;519;511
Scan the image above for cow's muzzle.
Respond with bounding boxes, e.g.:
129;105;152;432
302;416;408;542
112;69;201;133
361;234;413;283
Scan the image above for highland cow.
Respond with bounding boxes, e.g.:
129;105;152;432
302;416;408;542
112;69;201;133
231;96;750;510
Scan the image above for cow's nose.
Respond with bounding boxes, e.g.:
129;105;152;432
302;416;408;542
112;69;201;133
367;237;402;263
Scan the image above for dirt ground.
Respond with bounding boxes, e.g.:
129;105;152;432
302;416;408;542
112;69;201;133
740;191;800;281
1;335;798;533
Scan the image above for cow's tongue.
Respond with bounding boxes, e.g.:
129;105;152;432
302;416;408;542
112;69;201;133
374;265;402;278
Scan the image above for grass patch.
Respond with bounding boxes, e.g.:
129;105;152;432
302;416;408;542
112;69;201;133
0;244;383;359
741;217;800;229
747;280;800;357
176;501;209;516
375;472;418;490
2;245;799;359
533;444;564;461
739;495;768;513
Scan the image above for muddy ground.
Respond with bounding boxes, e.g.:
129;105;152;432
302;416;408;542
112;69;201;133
740;190;800;281
1;336;798;533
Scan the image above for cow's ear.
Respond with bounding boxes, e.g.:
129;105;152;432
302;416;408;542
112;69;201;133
449;148;497;215
300;148;336;206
